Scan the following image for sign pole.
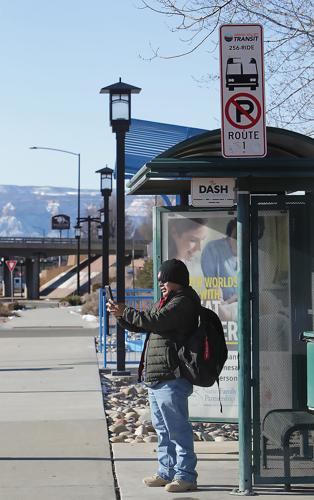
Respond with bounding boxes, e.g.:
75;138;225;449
232;191;254;495
10;270;14;302
5;260;18;302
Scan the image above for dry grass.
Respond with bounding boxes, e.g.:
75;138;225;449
0;302;21;317
81;292;99;317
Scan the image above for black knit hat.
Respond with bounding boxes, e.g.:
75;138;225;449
158;259;189;287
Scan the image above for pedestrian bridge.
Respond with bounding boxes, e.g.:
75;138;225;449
0;236;150;300
0;237;148;257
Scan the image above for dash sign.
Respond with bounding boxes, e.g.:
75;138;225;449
191;178;235;207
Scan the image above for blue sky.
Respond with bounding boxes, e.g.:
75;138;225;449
0;1;221;190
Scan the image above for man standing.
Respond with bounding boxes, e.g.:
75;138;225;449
107;259;200;493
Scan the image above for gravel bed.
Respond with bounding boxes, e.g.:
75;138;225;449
101;373;238;444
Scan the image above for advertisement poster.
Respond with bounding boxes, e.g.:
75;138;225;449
160;209;292;421
161;211;238;420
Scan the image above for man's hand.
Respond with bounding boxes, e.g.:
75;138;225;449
106;299;126;318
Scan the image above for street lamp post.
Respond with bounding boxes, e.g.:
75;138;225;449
100;78;141;373
96;166;113;289
29;146;81;295
74;224;81;295
77;215;101;294
96;167;113;352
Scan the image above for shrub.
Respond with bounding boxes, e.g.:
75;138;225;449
62;295;82;306
0;303;11;317
0;302;21;317
11;301;26;311
81;291;99;316
135;259;153;288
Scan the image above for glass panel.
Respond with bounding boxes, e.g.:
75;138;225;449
259;211;292;419
161;210;238;421
101;176;111;191
112;98;129;120
257;209;314;480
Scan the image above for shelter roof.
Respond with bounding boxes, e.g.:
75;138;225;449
127;127;314;195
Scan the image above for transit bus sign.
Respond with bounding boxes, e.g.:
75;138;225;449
219;24;266;158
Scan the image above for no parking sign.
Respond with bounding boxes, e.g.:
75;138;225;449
219;24;267;157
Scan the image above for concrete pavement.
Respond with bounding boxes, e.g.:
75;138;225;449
112;441;314;499
1;304;313;499
0;303;99;337
0;302;98;329
0;305;115;500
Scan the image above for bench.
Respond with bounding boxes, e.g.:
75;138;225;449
262;409;314;490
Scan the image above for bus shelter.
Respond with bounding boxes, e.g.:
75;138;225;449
127;127;314;493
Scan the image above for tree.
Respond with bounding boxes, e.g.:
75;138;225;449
141;0;314;136
135;259;154;288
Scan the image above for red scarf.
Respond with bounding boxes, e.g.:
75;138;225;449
158;296;167;309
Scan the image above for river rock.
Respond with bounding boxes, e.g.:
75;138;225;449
109;423;128;434
124;411;138;420
145;424;155;433
143;435;158;443
101;373;238;444
203;432;215;442
136;386;147;395
134;436;145;443
119;431;133;438
110;436;125;443
120;386;137;396
114;418;128;426
135;397;148;405
138;409;152;424
134;424;148;436
214;435;226;442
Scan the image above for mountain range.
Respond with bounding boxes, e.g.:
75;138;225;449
0;185;155;238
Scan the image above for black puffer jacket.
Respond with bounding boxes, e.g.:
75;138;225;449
118;286;200;383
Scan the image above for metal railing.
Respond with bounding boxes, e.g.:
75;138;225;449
99;288;154;367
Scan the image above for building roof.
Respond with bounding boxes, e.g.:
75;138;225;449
124;118;207;177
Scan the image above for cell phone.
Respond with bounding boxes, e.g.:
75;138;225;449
104;285;113;301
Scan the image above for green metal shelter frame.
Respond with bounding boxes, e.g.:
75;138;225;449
127;127;314;494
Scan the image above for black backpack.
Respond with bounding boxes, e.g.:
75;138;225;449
177;305;228;400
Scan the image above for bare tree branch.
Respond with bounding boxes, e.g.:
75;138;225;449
140;0;314;136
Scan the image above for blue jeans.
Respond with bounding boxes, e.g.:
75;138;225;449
148;377;197;483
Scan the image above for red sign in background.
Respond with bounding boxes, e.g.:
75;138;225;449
5;260;17;272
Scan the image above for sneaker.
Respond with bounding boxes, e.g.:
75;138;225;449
143;474;172;487
165;479;197;492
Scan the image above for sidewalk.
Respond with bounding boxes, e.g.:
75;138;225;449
1;303;99;330
1;305;313;499
113;440;239;499
0;305;115;500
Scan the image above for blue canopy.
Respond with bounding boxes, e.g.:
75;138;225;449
124;118;207;178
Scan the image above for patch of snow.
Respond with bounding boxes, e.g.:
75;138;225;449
82;314;98;322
